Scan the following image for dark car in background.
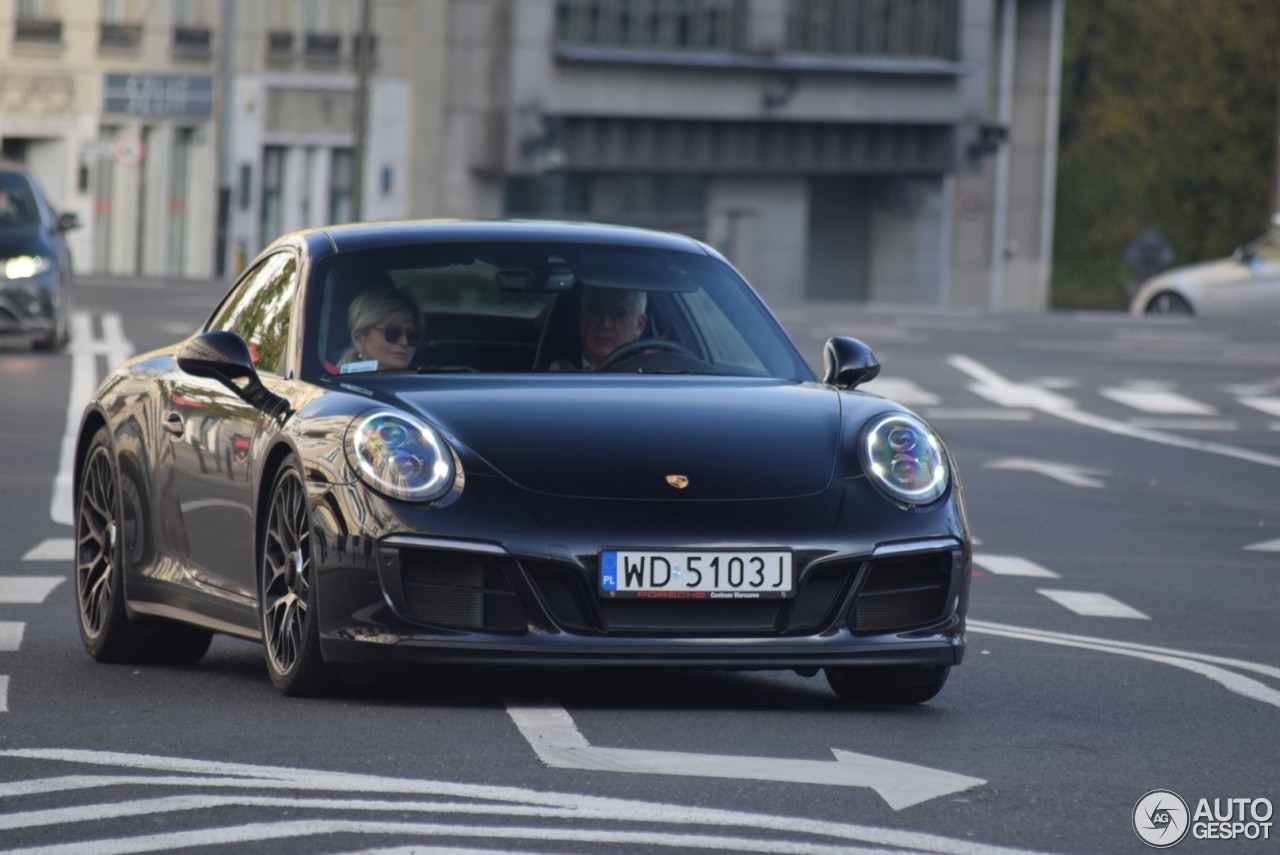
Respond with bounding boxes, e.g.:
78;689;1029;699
0;162;79;351
73;220;970;704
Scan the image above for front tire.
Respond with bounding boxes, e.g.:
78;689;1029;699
260;460;338;696
1143;291;1193;316
76;428;212;664
825;665;951;705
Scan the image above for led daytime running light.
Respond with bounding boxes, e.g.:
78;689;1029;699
346;411;455;502
861;413;948;506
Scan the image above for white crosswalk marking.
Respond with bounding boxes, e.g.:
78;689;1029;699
22;538;74;561
974;555;1061;578
0;577;64;604
1100;385;1216;415
0;623;26;652
1037;590;1149;619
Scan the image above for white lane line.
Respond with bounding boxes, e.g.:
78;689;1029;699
22;538;74;561
1124;418;1237;431
969;620;1280;710
973;555;1060;579
922;408;1035;421
1036;590;1148;619
0;577;64;604
1100;385;1217;415
864;378;940;406
0;753;1051;855
0;676;8;713
1244;538;1280;552
0;623;25;651
949;355;1280;468
984;458;1108;489
50;313;133;526
0;818;901;855
1240;396;1280;417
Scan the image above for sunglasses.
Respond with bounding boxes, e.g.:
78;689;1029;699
367;325;422;346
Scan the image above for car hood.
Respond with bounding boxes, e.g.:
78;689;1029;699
394;378;843;500
1149;257;1242;289
0;226;53;258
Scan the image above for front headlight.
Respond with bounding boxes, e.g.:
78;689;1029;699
2;255;53;280
860;412;949;507
345;411;456;502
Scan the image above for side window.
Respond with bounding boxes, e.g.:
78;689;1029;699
207;252;298;375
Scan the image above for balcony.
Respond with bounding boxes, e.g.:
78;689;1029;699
172;25;213;59
304;32;342;65
99;22;143;52
14;17;63;46
267;30;295;63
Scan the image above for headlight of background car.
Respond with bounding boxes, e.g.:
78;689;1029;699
860;412;949;507
345;411;456;502
2;255;53;280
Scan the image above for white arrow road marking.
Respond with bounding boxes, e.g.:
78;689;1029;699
1244;538;1280;552
973;555;1060;579
0;750;1052;855
22;538;74;561
1036;590;1148;619
949;355;1280;468
969;620;1280;710
505;702;985;811
51;313;134;526
984;457;1109;489
0;577;64;603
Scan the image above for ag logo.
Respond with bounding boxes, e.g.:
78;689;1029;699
1133;790;1190;848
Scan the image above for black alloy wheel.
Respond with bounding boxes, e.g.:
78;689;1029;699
76;428;211;663
825;665;951;705
260;460;337;695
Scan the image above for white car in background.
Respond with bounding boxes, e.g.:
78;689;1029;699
1130;216;1280;317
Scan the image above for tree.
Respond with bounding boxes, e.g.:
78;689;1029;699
1053;0;1280;308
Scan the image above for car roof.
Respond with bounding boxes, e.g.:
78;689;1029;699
272;219;713;258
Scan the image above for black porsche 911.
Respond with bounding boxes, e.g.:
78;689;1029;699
74;220;970;703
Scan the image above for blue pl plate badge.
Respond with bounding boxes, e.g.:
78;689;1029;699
600;551;618;591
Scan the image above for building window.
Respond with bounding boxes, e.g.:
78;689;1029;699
504;173;706;240
15;0;63;44
329;148;354;224
261;146;285;247
554;0;745;52
785;0;959;61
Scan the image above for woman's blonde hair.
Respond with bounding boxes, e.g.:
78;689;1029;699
338;286;424;366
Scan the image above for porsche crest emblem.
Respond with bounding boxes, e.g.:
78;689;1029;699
665;474;690;489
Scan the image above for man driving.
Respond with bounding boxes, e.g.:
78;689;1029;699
579;285;647;369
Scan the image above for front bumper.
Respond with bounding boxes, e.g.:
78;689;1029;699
310;473;970;670
0;272;57;335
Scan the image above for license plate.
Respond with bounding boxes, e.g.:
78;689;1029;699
599;549;793;599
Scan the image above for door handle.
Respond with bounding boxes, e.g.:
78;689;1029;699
163;412;184;438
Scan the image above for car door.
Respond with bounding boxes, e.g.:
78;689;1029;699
163;251;300;605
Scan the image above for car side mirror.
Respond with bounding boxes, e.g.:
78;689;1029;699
822;336;881;390
56;211;81;232
178;331;292;421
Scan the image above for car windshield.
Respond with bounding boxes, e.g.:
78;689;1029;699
0;174;38;227
307;242;811;381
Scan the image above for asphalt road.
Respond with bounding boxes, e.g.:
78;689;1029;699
0;275;1276;854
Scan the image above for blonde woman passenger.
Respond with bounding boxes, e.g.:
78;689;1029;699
338;287;424;372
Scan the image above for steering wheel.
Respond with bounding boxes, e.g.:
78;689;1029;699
596;338;695;370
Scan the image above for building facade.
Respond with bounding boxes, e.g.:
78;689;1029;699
0;0;1062;311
